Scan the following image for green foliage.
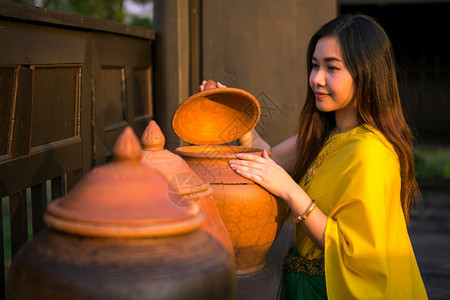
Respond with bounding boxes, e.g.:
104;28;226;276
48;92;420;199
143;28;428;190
128;14;152;29
13;0;153;29
41;0;125;22
414;147;450;179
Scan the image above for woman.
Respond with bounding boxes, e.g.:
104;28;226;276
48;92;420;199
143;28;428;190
223;14;427;299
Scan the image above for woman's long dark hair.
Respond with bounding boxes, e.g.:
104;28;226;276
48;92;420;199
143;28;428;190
293;14;420;223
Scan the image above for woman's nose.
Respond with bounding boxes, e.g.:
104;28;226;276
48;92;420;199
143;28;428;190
311;70;326;87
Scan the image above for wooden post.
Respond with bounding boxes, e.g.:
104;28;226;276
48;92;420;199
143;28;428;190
31;183;48;236
153;0;191;150
189;0;202;95
9;191;28;259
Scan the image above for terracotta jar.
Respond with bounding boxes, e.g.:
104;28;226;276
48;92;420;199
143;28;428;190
172;81;289;274
140;120;235;258
7;127;236;300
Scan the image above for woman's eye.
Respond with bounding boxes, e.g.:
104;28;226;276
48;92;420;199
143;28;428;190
311;63;319;69
328;65;339;71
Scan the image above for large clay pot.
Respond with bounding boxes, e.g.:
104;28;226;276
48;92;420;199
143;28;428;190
140;120;235;258
175;145;288;274
6;127;236;299
172;81;289;274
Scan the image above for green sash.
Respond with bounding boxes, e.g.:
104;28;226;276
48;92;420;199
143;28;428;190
283;250;327;300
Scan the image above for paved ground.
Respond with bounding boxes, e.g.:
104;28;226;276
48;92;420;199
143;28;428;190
409;180;450;300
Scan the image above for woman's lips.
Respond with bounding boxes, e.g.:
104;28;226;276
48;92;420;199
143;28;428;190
314;91;329;99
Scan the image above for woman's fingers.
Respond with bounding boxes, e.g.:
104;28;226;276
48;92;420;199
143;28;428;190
229;162;264;182
228;159;264;170
228;151;274;185
235;152;268;163
229;162;262;175
228;150;295;200
199;80;227;92
199;80;207;91
234;168;263;183
228;150;273;174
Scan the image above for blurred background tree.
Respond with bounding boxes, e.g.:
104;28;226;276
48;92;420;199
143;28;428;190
12;0;153;29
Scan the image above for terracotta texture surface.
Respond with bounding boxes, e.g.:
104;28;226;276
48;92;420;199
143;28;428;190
172;80;260;145
7;227;236;299
175;146;289;274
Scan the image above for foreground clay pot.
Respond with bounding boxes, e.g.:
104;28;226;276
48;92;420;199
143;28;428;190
172;81;288;274
172;81;289;274
7;127;236;299
175;146;289;275
141;120;235;258
175;145;288;274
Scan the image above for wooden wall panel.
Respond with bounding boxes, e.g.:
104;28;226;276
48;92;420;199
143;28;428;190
0;20;86;65
99;67;128;157
31;66;80;148
101;67;127;129
132;68;153;121
91;32;153;164
0;68;16;160
12;67;33;158
0;138;82;198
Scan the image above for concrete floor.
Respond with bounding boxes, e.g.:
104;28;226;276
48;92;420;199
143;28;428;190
409;180;450;300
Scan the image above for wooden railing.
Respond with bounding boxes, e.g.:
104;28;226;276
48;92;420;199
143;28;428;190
0;1;342;298
0;2;154;297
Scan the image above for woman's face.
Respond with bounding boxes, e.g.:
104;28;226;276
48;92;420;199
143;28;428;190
309;36;356;119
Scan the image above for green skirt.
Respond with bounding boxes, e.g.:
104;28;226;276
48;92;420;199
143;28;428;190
283;249;327;300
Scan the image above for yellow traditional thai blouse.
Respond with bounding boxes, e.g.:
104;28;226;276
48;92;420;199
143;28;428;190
296;124;427;299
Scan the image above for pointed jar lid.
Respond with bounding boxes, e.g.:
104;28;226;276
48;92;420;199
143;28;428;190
141;120;212;202
172;80;261;145
44;127;203;238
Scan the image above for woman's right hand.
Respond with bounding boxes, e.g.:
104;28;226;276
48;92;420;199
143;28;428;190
199;80;227;91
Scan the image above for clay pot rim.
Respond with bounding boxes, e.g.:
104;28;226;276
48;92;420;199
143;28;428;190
174;145;269;159
44;212;204;238
45;199;200;225
172;87;260;145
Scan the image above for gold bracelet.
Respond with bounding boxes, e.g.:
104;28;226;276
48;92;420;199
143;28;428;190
293;200;316;223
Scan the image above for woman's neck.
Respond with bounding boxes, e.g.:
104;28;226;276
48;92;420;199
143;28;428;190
332;110;358;136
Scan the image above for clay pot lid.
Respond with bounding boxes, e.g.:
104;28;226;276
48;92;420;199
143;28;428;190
44;127;203;238
141;120;211;197
172;80;260;145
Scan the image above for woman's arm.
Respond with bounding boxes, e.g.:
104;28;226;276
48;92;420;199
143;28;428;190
270;134;298;175
238;129;271;151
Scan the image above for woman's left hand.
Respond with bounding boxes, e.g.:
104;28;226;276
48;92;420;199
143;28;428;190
228;149;299;201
